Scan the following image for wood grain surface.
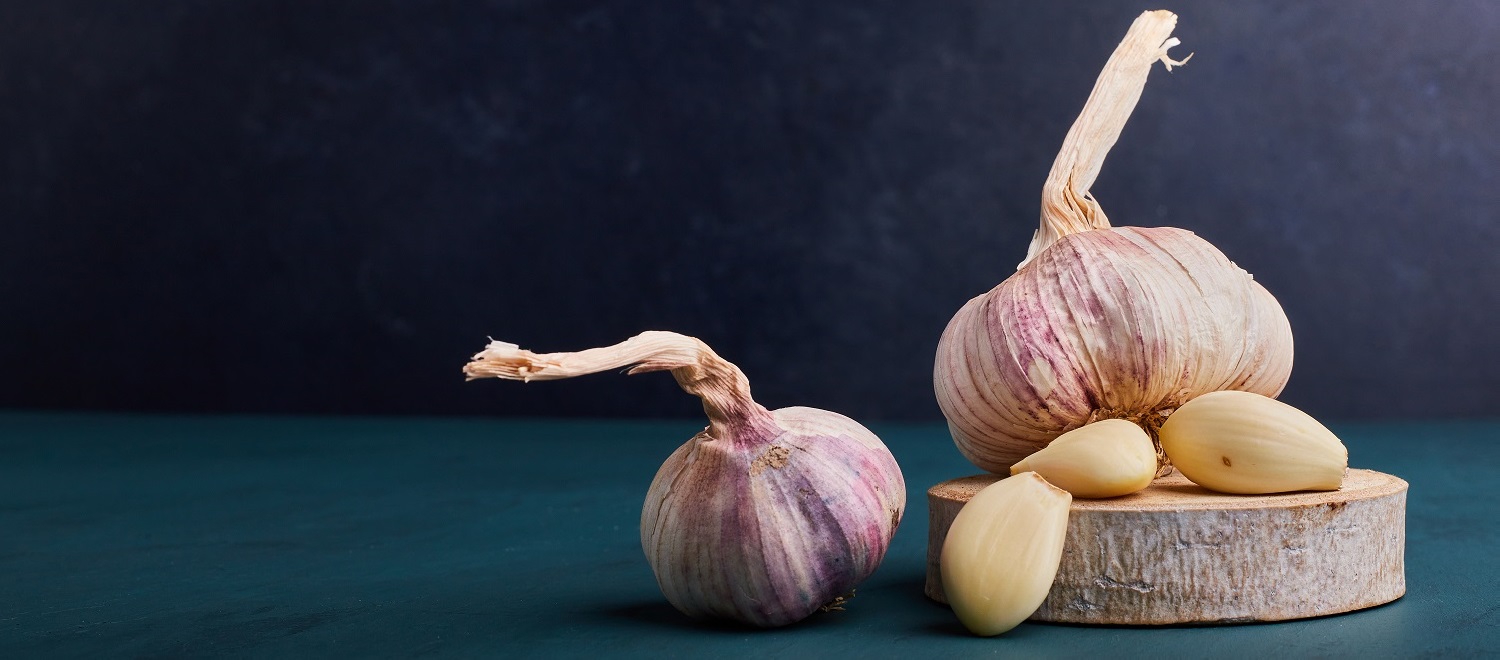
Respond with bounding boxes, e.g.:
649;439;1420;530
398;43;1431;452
926;468;1407;624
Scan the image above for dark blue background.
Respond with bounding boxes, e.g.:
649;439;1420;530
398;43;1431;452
2;1;1496;422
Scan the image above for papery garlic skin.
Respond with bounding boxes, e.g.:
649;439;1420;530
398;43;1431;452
1159;390;1347;494
941;471;1071;636
937;227;1293;473
933;12;1294;474
1010;418;1156;498
464;331;905;628
642;406;905;627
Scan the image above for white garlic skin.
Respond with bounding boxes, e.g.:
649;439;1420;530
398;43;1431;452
640;406;906;628
936;227;1294;473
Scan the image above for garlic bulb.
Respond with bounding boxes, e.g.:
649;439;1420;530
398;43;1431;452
464;331;906;627
934;10;1294;473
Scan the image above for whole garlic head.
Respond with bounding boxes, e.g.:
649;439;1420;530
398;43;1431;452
643;406;904;627
933;11;1294;473
465;331;905;627
937;227;1294;473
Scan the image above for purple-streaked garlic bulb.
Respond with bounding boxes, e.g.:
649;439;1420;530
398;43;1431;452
934;11;1294;474
465;331;906;627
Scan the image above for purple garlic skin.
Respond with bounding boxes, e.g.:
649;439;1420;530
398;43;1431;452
935;227;1294;473
461;330;905;627
641;406;906;628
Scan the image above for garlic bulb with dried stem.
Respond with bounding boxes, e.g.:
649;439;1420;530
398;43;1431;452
465;331;906;628
934;10;1294;474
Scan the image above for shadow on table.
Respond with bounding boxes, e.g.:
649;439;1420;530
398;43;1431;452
595;598;874;634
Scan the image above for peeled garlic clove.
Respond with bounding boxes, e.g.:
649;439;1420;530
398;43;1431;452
464;331;905;628
1010;418;1156;498
941;472;1071;637
1159;390;1348;494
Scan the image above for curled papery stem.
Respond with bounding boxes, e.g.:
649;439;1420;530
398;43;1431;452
1023;9;1191;267
464;330;767;433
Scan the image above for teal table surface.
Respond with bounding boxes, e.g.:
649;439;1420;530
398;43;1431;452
2;412;1496;658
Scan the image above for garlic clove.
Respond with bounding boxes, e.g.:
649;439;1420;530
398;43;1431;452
1159;390;1348;494
1010;418;1156;498
940;471;1071;636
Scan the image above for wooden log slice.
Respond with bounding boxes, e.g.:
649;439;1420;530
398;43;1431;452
926;468;1406;624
